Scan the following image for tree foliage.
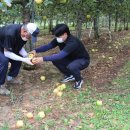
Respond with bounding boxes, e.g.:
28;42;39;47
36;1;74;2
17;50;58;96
0;0;130;38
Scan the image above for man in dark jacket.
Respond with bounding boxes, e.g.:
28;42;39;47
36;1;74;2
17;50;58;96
31;23;90;89
0;23;39;95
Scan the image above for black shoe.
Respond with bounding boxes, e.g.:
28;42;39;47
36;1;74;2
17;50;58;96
61;75;75;83
73;80;83;89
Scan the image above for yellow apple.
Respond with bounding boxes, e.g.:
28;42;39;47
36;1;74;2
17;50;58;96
96;100;102;106
86;15;91;19
108;57;113;60
35;0;43;4
43;16;47;20
16;120;24;128
57;84;66;91
38;111;45;118
56;91;63;97
26;112;33;119
28;53;34;59
92;49;95;52
40;76;46;81
53;88;59;94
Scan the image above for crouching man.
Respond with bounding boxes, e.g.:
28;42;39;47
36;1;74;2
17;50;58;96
0;23;39;95
30;23;90;89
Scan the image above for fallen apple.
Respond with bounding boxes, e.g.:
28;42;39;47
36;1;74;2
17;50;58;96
108;57;113;60
57;84;66;91
16;120;24;128
56;91;63;97
40;76;46;81
26;112;33;119
53;88;59;94
91;49;95;52
38;111;45;118
96;100;102;106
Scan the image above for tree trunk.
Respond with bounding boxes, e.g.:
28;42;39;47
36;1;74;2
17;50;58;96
22;0;30;24
94;16;99;39
114;11;118;32
108;13;111;31
126;21;129;30
48;18;53;33
43;20;46;29
76;19;82;39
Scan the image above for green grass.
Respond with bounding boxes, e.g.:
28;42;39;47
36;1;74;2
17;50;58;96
0;65;129;130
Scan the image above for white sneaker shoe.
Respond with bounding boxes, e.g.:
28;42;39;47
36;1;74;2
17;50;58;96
61;75;75;83
73;80;83;89
0;85;10;95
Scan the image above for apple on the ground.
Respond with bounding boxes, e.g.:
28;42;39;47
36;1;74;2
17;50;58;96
26;112;33;119
57;84;66;91
38;111;45;118
16;120;24;128
40;76;46;81
53;88;59;94
56;91;63;97
96;100;102;106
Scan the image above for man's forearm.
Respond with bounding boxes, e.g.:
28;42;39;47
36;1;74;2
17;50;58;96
35;43;55;53
19;47;28;57
4;51;25;62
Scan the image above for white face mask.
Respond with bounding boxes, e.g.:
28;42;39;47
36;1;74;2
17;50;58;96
21;37;29;41
56;37;64;43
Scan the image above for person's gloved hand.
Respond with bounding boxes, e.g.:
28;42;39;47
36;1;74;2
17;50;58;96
22;58;34;65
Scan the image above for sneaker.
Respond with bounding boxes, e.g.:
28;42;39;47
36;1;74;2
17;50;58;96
73;80;83;89
7;76;23;84
0;85;10;95
61;75;75;83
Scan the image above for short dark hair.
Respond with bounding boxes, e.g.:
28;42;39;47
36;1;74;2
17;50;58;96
54;23;70;37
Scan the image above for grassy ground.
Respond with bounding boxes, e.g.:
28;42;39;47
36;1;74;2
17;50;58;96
1;61;130;130
0;31;130;130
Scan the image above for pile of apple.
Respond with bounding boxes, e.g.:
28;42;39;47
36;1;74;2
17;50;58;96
53;83;66;97
16;111;45;128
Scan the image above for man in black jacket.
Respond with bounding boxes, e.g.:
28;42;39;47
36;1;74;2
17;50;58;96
0;23;39;95
31;23;90;89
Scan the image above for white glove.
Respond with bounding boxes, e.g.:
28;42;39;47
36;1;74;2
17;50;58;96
22;58;34;65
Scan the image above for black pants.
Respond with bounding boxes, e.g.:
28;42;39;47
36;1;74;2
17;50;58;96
0;52;22;85
52;58;89;81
